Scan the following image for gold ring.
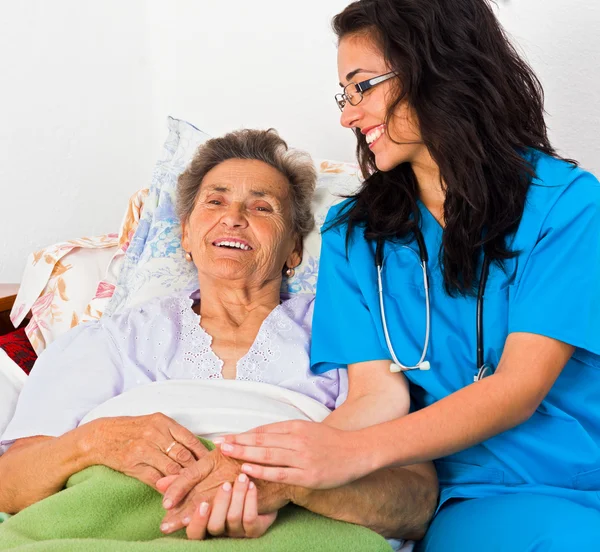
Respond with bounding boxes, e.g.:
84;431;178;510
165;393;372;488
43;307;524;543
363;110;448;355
165;441;177;455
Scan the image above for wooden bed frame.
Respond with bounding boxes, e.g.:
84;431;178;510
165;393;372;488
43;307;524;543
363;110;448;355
0;284;20;336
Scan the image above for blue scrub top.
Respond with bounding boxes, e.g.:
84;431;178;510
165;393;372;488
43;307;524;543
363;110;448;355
311;151;600;512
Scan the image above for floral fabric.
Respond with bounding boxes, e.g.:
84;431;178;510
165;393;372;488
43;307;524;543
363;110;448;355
10;188;149;354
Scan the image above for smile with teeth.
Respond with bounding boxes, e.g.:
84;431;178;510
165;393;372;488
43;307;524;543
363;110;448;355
366;124;386;146
213;239;252;251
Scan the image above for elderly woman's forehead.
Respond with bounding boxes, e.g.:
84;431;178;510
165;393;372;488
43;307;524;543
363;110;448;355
201;159;290;194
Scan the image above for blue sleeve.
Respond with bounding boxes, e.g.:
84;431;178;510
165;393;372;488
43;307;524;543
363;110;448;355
311;205;389;374
508;171;600;354
1;321;124;445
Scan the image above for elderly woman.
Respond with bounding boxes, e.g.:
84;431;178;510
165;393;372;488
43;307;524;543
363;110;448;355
0;129;436;543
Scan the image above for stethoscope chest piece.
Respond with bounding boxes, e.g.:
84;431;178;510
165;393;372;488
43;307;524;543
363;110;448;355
390;360;431;373
474;363;494;382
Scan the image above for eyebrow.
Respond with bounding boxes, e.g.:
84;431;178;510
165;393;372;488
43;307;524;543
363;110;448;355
339;68;379;87
205;185;277;200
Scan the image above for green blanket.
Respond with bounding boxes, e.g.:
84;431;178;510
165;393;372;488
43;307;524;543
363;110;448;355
0;463;392;551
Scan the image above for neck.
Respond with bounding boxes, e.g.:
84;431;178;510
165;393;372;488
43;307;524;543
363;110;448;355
196;276;281;327
411;149;445;226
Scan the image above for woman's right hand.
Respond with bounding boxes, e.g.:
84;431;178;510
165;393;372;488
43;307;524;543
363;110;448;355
82;413;208;489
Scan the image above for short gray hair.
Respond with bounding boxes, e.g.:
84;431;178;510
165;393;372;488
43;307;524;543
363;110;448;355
177;129;316;239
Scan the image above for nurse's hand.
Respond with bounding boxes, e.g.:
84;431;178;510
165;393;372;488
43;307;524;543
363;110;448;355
216;420;371;489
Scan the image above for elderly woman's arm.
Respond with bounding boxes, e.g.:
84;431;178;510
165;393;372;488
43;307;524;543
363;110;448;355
0;413;208;514
0;432;93;513
161;360;438;539
0;317;210;514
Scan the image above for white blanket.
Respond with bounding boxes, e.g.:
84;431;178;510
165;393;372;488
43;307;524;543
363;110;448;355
80;379;332;439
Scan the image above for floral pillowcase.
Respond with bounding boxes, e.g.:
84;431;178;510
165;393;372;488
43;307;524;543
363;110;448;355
10;189;149;354
105;117;362;316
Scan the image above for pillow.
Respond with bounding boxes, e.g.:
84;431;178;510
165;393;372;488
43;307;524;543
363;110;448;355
0;350;27;447
105;117;362;316
10;188;149;354
10;237;119;354
105;117;211;315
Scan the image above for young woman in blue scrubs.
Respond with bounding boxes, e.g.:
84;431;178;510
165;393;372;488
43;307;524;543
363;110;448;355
220;0;600;548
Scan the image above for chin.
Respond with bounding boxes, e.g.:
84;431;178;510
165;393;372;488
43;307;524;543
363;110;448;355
374;153;404;172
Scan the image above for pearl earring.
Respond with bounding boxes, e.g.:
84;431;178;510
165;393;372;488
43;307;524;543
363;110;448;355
185;252;193;262
286;267;295;278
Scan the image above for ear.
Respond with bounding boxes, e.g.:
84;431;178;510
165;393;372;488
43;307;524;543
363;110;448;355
181;219;190;253
286;236;303;269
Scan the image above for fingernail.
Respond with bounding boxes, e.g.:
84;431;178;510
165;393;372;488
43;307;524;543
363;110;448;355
160;523;169;532
212;437;225;444
163;498;173;509
249;481;255;490
199;502;209;516
182;516;191;526
238;473;248;483
242;464;253;473
222;481;232;492
221;443;234;453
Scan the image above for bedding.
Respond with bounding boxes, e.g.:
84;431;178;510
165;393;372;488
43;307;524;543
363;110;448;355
0;350;27;439
0;380;393;551
0;328;36;375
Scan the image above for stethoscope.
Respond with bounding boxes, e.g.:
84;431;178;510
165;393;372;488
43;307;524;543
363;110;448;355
375;230;494;383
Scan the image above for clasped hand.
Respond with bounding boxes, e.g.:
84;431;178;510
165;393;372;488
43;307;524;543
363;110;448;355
157;448;288;540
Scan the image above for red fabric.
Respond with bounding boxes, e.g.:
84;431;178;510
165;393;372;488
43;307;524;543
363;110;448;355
0;328;36;375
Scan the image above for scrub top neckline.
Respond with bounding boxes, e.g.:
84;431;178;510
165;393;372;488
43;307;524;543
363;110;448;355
417;198;444;232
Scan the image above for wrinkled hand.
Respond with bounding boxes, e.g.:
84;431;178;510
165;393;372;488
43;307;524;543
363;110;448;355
217;420;371;489
163;473;277;540
158;448;289;535
84;413;208;490
158;448;243;534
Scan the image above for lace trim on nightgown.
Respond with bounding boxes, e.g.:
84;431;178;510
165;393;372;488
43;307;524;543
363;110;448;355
168;295;223;380
168;294;301;383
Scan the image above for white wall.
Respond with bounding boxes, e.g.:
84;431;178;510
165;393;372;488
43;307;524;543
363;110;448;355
0;1;157;282
1;0;599;282
496;0;600;172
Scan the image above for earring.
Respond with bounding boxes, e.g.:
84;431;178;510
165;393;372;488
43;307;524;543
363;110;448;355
285;267;295;278
185;252;193;262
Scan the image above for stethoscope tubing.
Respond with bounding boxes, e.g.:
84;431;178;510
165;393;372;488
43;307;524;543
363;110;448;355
376;231;491;378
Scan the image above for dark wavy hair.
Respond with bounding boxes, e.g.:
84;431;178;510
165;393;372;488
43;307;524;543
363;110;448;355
332;0;575;295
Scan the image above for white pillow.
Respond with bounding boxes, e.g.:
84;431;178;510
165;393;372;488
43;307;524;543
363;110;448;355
105;117;362;316
0;351;27;452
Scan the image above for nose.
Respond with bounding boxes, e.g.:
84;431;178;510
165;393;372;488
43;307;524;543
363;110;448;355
220;202;248;229
340;102;362;129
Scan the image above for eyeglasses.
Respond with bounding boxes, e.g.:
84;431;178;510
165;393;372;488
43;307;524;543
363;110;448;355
335;71;397;112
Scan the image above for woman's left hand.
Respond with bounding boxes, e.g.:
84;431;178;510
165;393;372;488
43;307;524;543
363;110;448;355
217;420;371;489
158;448;242;534
158;448;289;534
159;473;277;540
188;474;277;540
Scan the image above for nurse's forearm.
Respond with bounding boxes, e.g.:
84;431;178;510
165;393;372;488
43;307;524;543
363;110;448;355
366;335;572;470
291;463;437;539
365;372;530;469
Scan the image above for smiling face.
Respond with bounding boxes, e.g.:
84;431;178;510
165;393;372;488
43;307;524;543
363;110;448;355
181;159;302;288
337;33;426;172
